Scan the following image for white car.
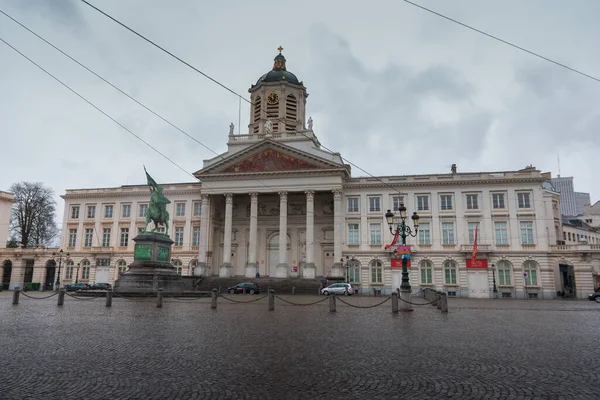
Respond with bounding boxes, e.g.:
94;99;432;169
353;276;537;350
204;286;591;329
321;283;355;296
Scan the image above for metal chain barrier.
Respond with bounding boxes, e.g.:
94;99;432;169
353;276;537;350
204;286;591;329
65;292;102;300
336;296;391;309
170;296;211;302
19;291;59;300
274;295;329;306
113;293;156;301
220;294;268;303
397;295;441;306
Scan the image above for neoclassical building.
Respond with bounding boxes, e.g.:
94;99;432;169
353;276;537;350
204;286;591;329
2;50;599;298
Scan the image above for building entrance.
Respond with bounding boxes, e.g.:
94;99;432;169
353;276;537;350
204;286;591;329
559;264;576;298
468;271;489;298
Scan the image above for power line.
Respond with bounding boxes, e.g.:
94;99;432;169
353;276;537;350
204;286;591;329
402;0;600;84
0;36;192;178
78;0;408;197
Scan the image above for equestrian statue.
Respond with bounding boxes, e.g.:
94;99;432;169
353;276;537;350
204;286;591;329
143;166;171;235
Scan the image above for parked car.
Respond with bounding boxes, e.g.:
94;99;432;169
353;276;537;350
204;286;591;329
90;283;112;290
587;291;600;302
321;283;355;296
227;282;260;294
65;283;89;292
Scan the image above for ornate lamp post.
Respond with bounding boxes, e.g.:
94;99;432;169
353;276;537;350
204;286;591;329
491;263;498;298
385;204;419;310
52;249;70;291
76;262;81;284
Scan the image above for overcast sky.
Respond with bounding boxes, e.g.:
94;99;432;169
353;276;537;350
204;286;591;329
1;0;599;230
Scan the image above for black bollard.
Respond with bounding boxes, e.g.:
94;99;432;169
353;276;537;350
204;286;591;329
268;289;275;311
329;294;336;312
57;288;65;306
391;292;398;313
156;289;164;308
12;289;21;305
105;289;113;307
211;288;218;309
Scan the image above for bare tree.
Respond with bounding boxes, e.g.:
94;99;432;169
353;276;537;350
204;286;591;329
9;182;59;248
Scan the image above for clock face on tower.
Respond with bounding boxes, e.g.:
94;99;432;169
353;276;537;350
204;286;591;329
267;92;280;105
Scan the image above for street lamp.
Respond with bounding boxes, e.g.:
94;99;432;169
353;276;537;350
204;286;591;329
76;262;81;284
491;263;498;298
385;204;419;308
52;249;70;291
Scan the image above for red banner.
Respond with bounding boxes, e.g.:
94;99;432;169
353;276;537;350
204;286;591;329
391;258;411;268
466;259;488;269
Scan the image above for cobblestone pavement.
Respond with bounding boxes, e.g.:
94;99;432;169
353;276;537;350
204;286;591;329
1;292;599;399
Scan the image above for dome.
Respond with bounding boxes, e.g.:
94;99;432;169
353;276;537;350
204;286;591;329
255;48;301;85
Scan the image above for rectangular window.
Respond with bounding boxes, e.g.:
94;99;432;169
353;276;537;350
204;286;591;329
175;202;186;217
102;228;111;247
442;223;455;245
371;264;383;283
82;265;90;280
468;222;480;245
96;258;110;267
104;205;113;218
517;193;531;209
120;228;129;247
445;267;457;285
139;204;148;218
492;193;505;209
419;223;431;245
421;267;433;284
495;222;508;245
71;206;80;219
87;205;96;219
192;226;201;246
392;196;404;211
174;227;184;246
369;223;382;245
347;198;359;213
193;202;202;216
520;221;534;244
84;228;93;247
466;194;478;210
417;195;429;211
368;197;381;212
440;195;453;211
348;266;360;283
122;204;131;218
68;229;77;247
65;265;73;280
347;223;359;245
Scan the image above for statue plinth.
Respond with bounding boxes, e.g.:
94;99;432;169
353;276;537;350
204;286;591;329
114;233;185;293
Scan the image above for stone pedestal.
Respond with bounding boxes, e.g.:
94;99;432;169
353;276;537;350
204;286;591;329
219;263;232;277
245;263;258;278
391;270;402;292
114;233;184;293
303;263;316;279
399;290;414;312
329;262;344;279
276;264;288;278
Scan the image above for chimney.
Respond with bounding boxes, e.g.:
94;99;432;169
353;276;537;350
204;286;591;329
451;164;457;174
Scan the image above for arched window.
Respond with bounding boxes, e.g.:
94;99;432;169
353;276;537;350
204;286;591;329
81;260;91;280
173;259;182;275
497;261;512;286
347;259;360;283
285;94;297;131
420;260;433;284
523;261;538;286
370;260;382;283
189;259;198;275
117;260;128;276
65;260;74;280
444;260;457;285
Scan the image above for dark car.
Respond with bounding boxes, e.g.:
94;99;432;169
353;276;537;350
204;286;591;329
588;291;600;303
65;283;89;292
90;283;112;290
227;282;260;294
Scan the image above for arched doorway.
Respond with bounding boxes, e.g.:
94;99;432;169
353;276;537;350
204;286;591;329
2;260;12;290
267;233;291;277
45;260;56;291
559;262;576;298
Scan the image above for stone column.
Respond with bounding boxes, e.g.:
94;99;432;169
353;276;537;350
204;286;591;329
196;194;210;276
303;190;316;279
331;189;344;278
220;193;233;277
276;191;288;278
246;193;259;278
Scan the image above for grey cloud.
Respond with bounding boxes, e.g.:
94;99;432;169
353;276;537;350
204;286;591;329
6;0;84;28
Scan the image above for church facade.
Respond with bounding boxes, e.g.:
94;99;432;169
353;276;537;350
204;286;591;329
2;50;599;299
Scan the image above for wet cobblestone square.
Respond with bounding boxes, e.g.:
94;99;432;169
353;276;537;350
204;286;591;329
1;292;599;399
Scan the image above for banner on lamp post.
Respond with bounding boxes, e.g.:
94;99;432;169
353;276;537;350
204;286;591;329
391;245;411;268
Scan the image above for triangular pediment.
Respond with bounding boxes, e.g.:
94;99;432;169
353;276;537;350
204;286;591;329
194;140;348;178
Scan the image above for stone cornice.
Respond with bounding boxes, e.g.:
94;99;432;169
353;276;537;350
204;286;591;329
198;168;348;181
63;188;202;200
343;177;546;190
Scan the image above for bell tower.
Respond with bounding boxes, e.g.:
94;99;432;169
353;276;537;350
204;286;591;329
248;47;308;135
